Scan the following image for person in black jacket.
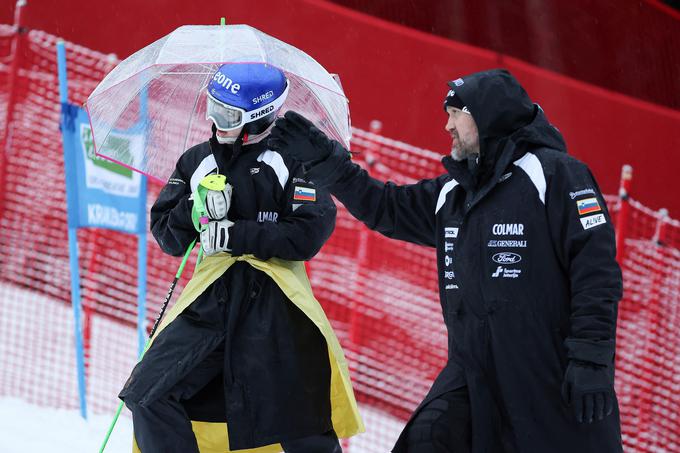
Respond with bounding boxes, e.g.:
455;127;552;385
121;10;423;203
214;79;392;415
268;69;624;453
119;63;342;452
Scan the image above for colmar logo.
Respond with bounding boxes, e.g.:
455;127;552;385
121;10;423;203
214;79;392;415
492;223;524;235
257;211;279;223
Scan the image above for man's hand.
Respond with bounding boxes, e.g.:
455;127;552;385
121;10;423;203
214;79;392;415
205;184;233;220
267;111;334;164
200;219;234;256
561;360;615;423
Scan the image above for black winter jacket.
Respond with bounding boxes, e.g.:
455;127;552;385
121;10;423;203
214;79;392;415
120;135;338;449
305;69;623;453
151;135;335;261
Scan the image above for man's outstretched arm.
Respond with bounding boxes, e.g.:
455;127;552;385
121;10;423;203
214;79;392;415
268;111;445;247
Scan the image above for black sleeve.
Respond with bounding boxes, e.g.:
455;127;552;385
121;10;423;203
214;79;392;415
149;159;198;257
229;162;336;261
546;157;623;366
303;141;442;247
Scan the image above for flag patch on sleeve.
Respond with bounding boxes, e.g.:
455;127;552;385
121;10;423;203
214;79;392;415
576;197;601;215
294;186;316;202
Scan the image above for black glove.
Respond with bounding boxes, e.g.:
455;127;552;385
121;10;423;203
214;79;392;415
561;360;615;423
267;111;334;164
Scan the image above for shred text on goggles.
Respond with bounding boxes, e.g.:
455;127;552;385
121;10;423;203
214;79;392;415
206;83;289;131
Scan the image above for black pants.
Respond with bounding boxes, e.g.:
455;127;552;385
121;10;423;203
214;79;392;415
127;344;341;453
405;387;472;453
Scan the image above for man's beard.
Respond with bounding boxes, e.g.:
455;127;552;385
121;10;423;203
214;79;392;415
450;139;479;162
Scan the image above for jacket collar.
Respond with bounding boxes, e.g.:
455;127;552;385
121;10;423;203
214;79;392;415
442;141;525;213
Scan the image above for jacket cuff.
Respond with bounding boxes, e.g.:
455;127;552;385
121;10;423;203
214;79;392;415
564;338;615;366
173;195;196;230
227;222;243;256
304;140;352;187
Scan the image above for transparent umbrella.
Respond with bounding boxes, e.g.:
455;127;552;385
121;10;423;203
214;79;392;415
85;24;351;184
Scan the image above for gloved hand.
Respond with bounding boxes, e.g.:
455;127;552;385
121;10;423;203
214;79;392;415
267;111;334;164
200;219;234;256
561;360;615;423
205;184;233;220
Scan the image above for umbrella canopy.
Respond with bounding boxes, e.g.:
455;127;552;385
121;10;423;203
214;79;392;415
85;24;351;183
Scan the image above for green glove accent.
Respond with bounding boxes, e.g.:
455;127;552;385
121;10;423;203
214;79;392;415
191;174;227;232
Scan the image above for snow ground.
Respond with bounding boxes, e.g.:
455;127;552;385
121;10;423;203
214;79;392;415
0;397;404;453
0;397;134;453
0;282;406;452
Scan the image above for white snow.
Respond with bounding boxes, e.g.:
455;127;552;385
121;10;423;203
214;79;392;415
0;397;134;453
0;282;407;452
0;397;404;453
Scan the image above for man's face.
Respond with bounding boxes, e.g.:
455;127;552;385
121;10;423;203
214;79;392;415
445;106;480;161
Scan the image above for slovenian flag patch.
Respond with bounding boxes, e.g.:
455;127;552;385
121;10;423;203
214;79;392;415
294;186;316;202
576;197;601;215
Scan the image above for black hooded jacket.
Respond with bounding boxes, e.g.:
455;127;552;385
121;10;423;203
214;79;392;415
120;133;339;449
304;69;623;452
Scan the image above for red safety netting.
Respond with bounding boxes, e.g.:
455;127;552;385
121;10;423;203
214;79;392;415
0;24;678;452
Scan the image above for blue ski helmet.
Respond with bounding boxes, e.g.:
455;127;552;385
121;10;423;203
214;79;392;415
206;63;289;135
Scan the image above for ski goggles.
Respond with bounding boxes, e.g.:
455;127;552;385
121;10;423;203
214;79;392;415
206;83;289;131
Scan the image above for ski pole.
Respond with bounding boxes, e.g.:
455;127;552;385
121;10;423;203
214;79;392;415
99;174;224;452
98;238;196;453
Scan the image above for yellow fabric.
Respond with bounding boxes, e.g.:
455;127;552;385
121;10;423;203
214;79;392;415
132;253;364;453
133;422;282;453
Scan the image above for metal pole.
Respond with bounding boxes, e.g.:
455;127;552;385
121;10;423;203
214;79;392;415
136;78;149;356
57;39;88;419
653;208;669;247
137;225;148;355
637;207;670;436
0;0;28;215
615;164;633;262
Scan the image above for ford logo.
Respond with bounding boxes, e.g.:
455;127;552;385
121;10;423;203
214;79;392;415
492;252;522;264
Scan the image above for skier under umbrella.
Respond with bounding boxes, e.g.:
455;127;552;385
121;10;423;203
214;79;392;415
119;62;363;453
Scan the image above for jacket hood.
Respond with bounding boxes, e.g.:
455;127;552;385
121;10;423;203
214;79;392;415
449;69;566;155
444;69;566;187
